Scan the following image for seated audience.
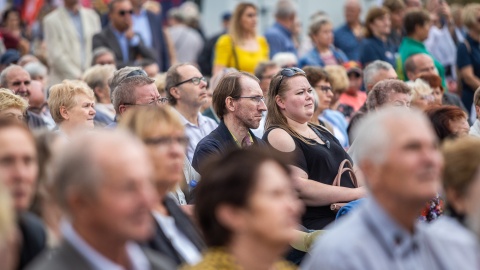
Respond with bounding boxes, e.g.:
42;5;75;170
272;52;298;68
425;105;470;142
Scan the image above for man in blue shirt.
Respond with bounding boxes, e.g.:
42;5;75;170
264;0;297;58
334;0;363;61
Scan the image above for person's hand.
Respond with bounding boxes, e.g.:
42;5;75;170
125;26;135;40
438;1;452;21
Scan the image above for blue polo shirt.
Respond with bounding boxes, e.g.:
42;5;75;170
359;36;396;67
334;24;361;61
457;34;480;111
265;22;297;58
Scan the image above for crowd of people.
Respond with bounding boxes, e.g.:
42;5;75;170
1;0;480;269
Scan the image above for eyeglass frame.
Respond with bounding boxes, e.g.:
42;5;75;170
173;76;207;87
144;136;190;147
122;97;170;106
231;96;266;105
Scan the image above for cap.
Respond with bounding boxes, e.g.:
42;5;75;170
0;49;20;66
343;61;362;76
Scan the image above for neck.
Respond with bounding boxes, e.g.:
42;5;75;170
228;236;284;270
41;199;62;239
311;110;321;125
59;123;76;137
374;33;387;42
469;31;480;42
348;21;360;28
224;115;250;143
285;115;309;134
154;192;169;216
175;103;200;125
374;193;421;233
409;34;423;42
73;222;131;268
133;5;142;14
316;44;330;53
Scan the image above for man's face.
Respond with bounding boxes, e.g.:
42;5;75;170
412;55;437;80
232;77;267;129
406;0;422;9
84;142;156;242
369;118;443;207
345;2;361;24
143;63;159;78
6;68;31;101
95;53;116;66
259;66;280;96
173;65;207;109
367;68;397;93
28;80;45;109
110;0;133;32
0;127;37;212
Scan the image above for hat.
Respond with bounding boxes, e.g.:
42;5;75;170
343;61;362;76
222;12;231;21
0;49;20;66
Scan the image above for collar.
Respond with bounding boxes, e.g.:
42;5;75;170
363;198;424;259
404;37;426;48
62;221;150;270
110;25;126;38
133;8;147;17
273;22;292;37
174;109;204;127
65;6;81;16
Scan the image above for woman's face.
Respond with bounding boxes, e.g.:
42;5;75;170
411;92;434;111
313;80;333;113
5;11;20;27
448;117;470;138
0;108;24;122
432;87;443;105
240;6;257;33
369;14;391;37
277;76;314;123
144;126;187;193
239;161;302;247
64;94;96;129
390;10;404;29
313;23;333;48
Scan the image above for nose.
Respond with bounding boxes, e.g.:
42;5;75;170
258;99;267;111
90;106;96;115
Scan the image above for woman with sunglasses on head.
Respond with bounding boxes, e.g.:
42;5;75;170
264;67;366;231
119;106;205;267
212;2;269;75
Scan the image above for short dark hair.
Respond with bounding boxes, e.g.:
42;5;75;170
383;0;405;12
404;9;430;36
425;105;468;142
212;71;259;120
194;148;290;247
108;0;128;13
303;66;331;86
165;63;190;106
365;7;390;38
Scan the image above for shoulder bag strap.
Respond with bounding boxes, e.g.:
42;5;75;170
332;159;358;188
230;37;240;70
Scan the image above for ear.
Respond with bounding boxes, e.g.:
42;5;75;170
216;204;247;233
445;188;467;214
225;96;236;112
94;86;105;101
59;106;69;121
359;159;376;188
67;190;93;218
475;105;480;118
169;87;181;101
406;71;415;81
275;95;286;110
119;104;128;115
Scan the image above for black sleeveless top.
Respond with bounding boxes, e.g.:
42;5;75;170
263;125;355;230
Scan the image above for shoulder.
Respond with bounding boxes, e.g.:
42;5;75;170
257;36;268;46
265;128;296;152
25;242;87;270
143;248;176;270
44;8;62;22
216;34;231;44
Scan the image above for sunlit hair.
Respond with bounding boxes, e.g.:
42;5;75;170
324;65;349;93
82;64;116;101
119;106;184;140
48;80;95;124
0;88;28;113
406;78;432;102
229;2;257;45
0;181;14;246
462;3;480;30
425;105;468;141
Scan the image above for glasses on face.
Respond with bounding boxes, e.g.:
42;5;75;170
118;9;133;16
123;97;169;106
144;136;189;148
174;77;206;87
274;67;306;94
314;85;332;93
232;96;265;105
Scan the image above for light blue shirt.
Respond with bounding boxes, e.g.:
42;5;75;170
67;10;85;69
302;198;444;270
132;9;152;47
61;221;150;270
111;26;140;63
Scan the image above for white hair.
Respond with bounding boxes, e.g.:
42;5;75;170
406;79;433;101
272;52;298;68
363;60;394;91
275;0;297;19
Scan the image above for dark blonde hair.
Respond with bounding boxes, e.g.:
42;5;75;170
365;7;390;38
229;2;257;45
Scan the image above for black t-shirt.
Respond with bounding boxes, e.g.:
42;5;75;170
263;125;355;230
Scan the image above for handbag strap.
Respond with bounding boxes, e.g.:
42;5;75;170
230;37;240;70
332;159;358;188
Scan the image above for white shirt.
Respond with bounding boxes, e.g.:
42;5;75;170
95;103;116;121
61;221;150;270
251;111;267;138
152;211;202;265
176;110;218;162
470;119;480;137
424;24;457;78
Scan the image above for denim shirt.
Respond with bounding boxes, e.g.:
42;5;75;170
265;22;297;58
299;47;348;68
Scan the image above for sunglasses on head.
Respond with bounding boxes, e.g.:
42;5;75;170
118;9;133;16
274;67;305;94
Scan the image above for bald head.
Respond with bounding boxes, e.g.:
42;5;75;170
405;54;437;81
345;0;361;24
0;65;31;100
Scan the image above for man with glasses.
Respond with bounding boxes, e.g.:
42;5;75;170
192;71;267;173
93;0;156;68
109;67;166;128
165;63;218;162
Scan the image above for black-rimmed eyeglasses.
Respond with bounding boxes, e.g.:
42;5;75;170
274;67;305;94
144;136;189;147
232;96;265;105
174;77;206;87
123;97;169;106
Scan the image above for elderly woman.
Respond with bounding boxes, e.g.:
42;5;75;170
0;88;28;121
185;148;302;270
82;64;117;124
425;105;470;142
425;137;480;269
48;80;96;137
264;67;365;231
213;2;269;74
406;78;434;111
119;106;204;267
299;17;348;68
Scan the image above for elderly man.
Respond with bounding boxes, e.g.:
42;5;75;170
108;67;166;128
334;0;363;61
83;64;117;125
91;47;116;66
0;65;47;129
302;107;445;270
192;71;267;172
265;0;298;58
165;63;218;162
28;131;175;270
0;119;46;269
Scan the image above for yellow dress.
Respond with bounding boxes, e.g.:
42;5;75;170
181;248;297;270
214;34;269;74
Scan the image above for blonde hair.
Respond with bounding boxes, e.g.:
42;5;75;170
308;16;331;37
0;182;14;246
462;3;480;30
406;79;433;101
48;80;95;124
0;88;28;112
153;73;167;96
229;2;257;45
118;106;184;140
324;65;349;93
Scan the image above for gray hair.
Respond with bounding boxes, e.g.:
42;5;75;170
112;76;155;114
110;66;144;95
272;52;298;68
24;62;48;79
83;64;116;93
91;47;115;66
363;60;394;91
367;80;412;111
0;65;25;88
275;0;297;19
254;61;278;80
351;107;428;165
52;130;145;215
165;63;191;106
